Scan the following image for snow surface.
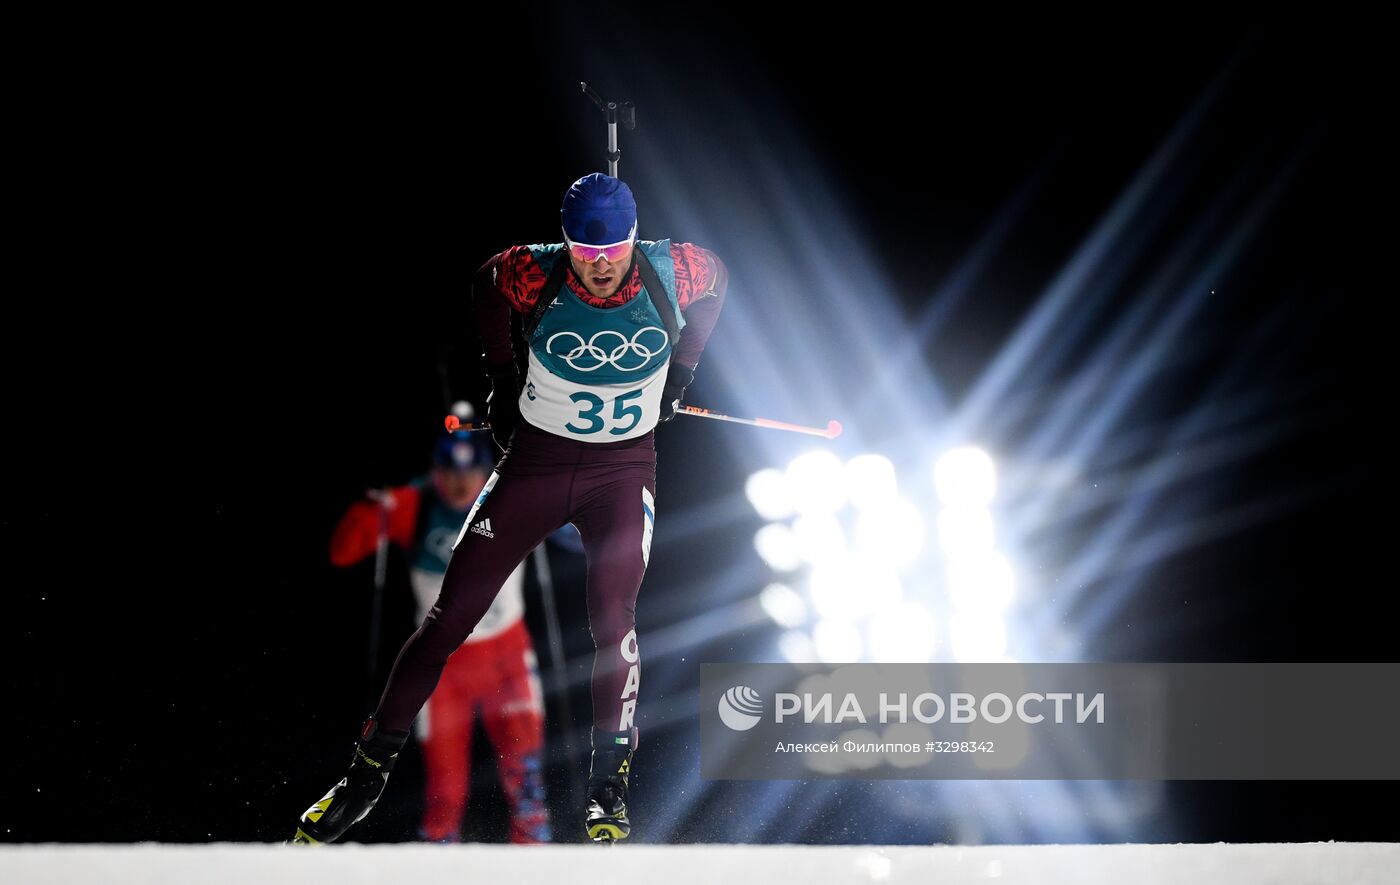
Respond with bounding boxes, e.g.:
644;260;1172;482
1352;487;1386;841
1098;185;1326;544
2;842;1396;885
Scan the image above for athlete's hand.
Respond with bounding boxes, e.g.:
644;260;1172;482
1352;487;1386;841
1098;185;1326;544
658;363;695;423
486;362;521;449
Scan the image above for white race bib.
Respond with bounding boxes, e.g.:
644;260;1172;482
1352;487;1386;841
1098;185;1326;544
519;349;668;441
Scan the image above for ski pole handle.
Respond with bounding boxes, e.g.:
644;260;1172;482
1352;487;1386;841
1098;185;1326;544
444;415;493;432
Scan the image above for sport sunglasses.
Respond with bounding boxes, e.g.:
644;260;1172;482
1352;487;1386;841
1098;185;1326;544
564;222;638;263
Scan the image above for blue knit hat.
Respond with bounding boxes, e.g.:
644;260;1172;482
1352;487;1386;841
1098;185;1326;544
560;173;637;244
433;429;493;471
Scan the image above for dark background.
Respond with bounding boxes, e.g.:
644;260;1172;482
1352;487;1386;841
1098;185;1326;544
4;8;1392;844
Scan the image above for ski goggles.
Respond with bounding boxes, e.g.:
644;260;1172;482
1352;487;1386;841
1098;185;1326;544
564;224;637;263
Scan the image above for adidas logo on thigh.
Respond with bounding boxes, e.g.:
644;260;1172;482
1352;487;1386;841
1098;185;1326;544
470;517;495;539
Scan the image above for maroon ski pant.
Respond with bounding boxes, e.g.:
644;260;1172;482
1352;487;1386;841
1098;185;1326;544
374;421;656;742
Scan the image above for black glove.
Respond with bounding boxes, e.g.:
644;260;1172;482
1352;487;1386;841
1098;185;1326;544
658;363;694;423
486;361;521;450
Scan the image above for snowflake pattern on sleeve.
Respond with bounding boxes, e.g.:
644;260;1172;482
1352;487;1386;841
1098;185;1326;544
670;242;717;311
494;245;549;313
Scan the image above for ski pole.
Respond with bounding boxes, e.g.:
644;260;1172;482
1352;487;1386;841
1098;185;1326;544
529;543;588;801
447;410;842;438
676;405;843;438
366;500;389;687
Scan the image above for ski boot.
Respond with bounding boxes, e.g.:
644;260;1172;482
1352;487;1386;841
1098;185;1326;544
585;727;637;843
290;716;407;845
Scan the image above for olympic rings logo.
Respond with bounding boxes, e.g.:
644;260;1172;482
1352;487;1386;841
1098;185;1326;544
545;327;668;372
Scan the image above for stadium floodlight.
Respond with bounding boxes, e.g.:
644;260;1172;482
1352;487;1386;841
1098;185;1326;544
792;512;849;567
949;612;1008;662
937;505;996;558
808;555;871;621
851;559;903;610
760;582;809;629
935;447;997;508
844;454;899;511
867;602;938;663
813;617;865;663
853;497;927;568
947;553;1017;613
745;467;797;521
778;629;818;664
754;523;803;572
786;450;849;515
